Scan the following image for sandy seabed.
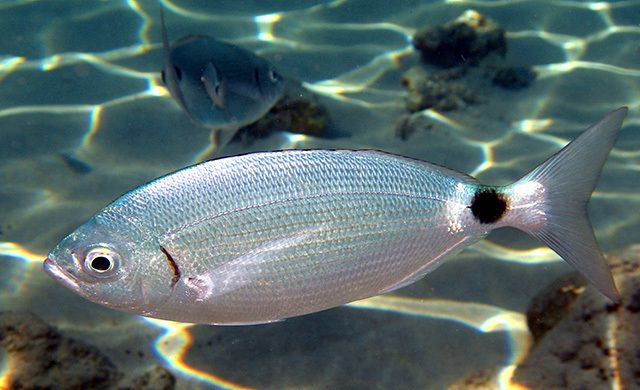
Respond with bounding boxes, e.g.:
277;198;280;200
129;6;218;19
0;1;639;388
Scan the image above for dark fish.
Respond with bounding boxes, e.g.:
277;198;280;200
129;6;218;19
160;10;284;149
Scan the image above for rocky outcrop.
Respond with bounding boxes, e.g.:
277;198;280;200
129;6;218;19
512;245;640;389
0;312;176;390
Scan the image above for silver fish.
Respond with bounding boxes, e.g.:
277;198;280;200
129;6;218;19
44;108;627;325
160;11;284;143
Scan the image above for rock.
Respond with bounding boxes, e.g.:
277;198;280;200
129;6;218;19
0;311;122;390
119;366;176;390
412;10;506;68
0;312;177;390
233;81;331;144
394;113;434;140
492;66;537;90
400;66;479;113
511;245;640;389
447;369;500;390
403;11;535;116
526;273;587;343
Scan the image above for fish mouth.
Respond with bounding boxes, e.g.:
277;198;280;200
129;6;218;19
43;257;79;290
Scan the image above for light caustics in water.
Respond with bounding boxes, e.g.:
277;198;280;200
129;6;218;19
0;0;636;174
0;4;635;122
0;241;539;388
141;319;254;390
0;242;47;300
0;237;539;389
1;0;639;389
0;242;43;264
302;43;414;104
255;8;417;109
0;350;11;390
139;295;532;390
348;295;532;390
469;241;561;264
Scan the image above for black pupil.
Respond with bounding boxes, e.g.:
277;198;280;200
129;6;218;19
91;256;111;272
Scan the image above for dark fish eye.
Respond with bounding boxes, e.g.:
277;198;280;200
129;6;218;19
84;248;119;278
161;69;166;85
174;66;182;81
91;256;112;271
268;68;279;83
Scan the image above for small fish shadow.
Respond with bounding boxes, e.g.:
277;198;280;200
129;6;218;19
59;153;92;175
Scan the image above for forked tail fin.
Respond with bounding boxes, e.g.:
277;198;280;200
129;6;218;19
160;9;190;115
504;108;628;302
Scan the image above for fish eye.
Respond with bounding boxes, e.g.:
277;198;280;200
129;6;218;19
174;66;183;81
268;68;279;83
83;248;119;278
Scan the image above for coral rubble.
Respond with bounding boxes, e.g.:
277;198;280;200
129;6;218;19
412;10;506;68
492;66;537;90
399;10;536;136
0;311;122;389
233;81;331;144
0;312;176;390
512;245;640;389
401;66;479;113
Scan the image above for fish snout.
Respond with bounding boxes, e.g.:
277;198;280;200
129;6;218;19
43;257;79;290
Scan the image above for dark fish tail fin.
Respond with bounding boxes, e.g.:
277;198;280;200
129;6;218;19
160;9;190;114
504;107;628;302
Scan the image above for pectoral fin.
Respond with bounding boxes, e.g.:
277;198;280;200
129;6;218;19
184;226;326;300
201;62;226;110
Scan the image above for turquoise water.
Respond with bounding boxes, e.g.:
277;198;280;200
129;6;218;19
1;0;639;388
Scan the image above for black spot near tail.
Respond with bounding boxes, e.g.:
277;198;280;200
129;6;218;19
469;189;507;224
